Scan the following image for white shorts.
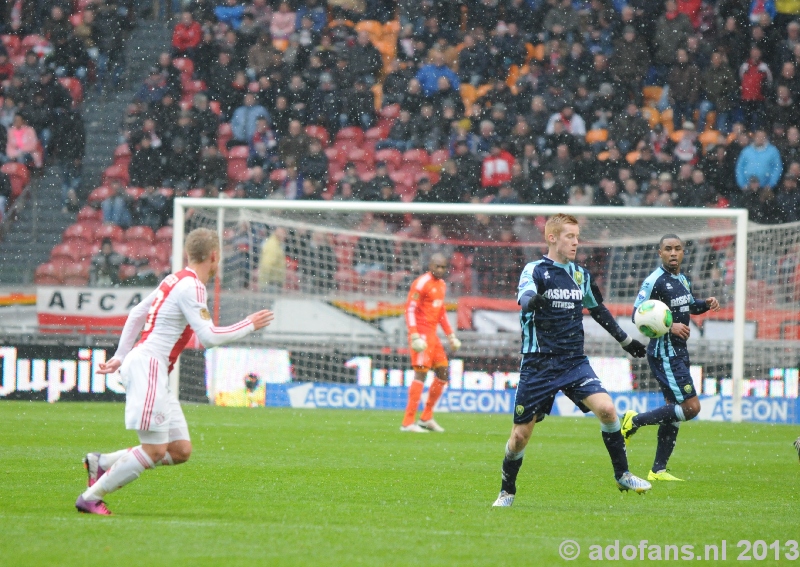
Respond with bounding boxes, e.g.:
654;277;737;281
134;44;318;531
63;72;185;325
121;350;190;443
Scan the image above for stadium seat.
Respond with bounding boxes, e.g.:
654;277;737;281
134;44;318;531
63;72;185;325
626;151;640;164
187;188;206;198
95;223;124;243
347;147;374;165
51;242;83;263
334;268;359;292
332;139;359;157
113;144;131;168
358;170;375;182
699;130;722;146
209;100;222;115
113;241;138;258
336;126;365;145
270;168;288;183
62;262;90;286
155;226;173;244
102;164;129;186
429;149;450;167
641;107;660;129
217;124;232;152
77;206;102;223
585;129;608;144
124;226;155;244
172;57;194;77
118;264;137;282
58;77;83;106
305;125;330;147
1;35;22;58
402;149;430;167
63;222;98;244
375;148;402;170
380;104;400;120
149;244;172;265
87;186;113;204
158;187;174;198
324;147;342;163
34;263;62;285
126;187;144;200
643;86;663;106
1;163;30;198
182;79;206;98
227;146;250;182
364;126;386;144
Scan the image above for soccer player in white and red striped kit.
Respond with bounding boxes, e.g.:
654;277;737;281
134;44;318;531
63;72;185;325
75;228;274;515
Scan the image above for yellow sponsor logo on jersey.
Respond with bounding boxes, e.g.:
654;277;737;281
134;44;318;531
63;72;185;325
199;308;211;320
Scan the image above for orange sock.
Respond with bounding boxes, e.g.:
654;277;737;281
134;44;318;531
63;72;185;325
402;380;424;426
421;378;447;421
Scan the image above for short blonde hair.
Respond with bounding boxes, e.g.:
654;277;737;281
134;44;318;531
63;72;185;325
185;228;219;263
544;213;579;240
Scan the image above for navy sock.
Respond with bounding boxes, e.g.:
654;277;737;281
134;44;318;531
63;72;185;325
601;421;628;480
501;443;524;494
653;423;680;472
632;404;682;428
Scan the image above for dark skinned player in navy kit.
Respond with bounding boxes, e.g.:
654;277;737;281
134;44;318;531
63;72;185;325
492;214;651;507
622;234;720;482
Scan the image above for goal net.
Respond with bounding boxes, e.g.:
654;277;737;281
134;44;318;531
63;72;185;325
173;200;800;421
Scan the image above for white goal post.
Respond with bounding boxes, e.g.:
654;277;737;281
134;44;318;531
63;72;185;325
172;199;751;421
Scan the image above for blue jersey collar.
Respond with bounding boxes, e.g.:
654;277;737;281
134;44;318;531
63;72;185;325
543;255;573;270
660;265;682;278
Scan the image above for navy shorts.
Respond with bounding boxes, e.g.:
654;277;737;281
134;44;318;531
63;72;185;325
647;353;697;404
513;354;608;424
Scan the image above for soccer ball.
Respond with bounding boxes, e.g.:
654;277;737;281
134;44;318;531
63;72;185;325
634;300;673;338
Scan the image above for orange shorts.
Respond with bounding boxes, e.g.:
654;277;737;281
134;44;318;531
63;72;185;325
410;334;448;371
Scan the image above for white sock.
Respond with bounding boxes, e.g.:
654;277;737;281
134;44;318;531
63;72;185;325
156;452;174;466
83;446;154;502
98;448;130;470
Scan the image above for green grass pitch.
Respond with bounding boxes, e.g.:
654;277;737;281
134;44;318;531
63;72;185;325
1;401;798;566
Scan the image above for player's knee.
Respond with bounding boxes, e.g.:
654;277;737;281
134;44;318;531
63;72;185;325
144;445;168;463
170;441;192;464
681;398;700;420
594;403;617;423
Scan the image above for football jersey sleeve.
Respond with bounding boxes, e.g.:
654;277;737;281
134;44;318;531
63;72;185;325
517;262;541;303
438;306;453;336
112;289;158;362
581;270;600;309
176;278;255;347
632;276;657;321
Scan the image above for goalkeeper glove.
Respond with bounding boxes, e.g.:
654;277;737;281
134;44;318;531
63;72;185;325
619;336;647;358
526;293;548;311
448;334;461;351
410;333;427;352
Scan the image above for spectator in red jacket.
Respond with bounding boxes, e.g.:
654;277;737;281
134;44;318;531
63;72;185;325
172;11;202;58
740;47;773;131
481;144;515;191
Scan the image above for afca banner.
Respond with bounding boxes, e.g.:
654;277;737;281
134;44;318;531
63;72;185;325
37;287;148;331
265;383;800;424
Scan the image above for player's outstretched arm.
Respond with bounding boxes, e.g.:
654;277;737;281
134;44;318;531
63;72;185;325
247;309;274;330
690;296;720;314
98;289;158;373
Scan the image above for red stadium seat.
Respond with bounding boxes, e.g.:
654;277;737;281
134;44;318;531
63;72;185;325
113;241;137;258
402;149;430;167
187;188;206;197
95;223;124;243
227;145;250;182
158;187;174;198
87;186;113;204
1;35;22;58
1;163;30;198
172;57;194;77
324;147;342;164
155;226;173;244
35;263;62;285
63;222;98;244
62;262;90;286
347;147;374;164
380;104;401;119
209;100;222;115
182;79;206;97
335;126;365;145
102;164;129;186
126;187;145;200
270;168;288;183
124;226;155;244
374;148;402;170
149;244;172;265
430;149;450;167
217;123;232;153
334;269;359;292
58;77;83;106
364;126;386;143
305;125;330;147
118;264;137;282
113;144;131;168
51;242;82;263
77;205;102;222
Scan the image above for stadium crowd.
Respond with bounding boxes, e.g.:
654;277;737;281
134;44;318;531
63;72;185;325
101;0;800;233
32;0;800;291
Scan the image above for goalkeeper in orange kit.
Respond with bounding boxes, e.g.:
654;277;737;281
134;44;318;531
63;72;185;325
401;253;461;433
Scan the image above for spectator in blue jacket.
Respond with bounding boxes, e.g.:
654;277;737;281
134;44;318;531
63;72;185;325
735;130;783;189
231;93;271;142
415;51;460;97
215;0;246;30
